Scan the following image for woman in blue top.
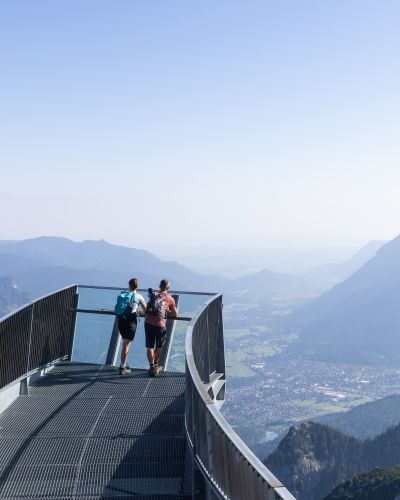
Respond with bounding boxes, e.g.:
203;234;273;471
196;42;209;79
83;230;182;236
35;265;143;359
118;278;146;374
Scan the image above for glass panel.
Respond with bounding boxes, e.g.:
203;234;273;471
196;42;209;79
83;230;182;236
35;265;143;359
72;312;115;364
166;293;211;373
72;287;120;364
71;286;212;370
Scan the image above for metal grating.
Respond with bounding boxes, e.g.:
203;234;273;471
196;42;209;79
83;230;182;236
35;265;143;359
0;362;187;499
83;436;186;464
0;438;25;468
102;395;185;415
75;477;183;497
79;380;151;398
0;464;77;497
8;438;87;465
144;378;185;398
93;414;184;437
80;462;187;479
0;496;191;500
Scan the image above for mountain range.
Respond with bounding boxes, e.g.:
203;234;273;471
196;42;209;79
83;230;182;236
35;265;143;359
266;419;400;500
2;234;399;369
0;237;225;298
0;236;320;302
0;235;384;303
0;277;30;317
291;234;400;364
253;394;400;462
306;240;386;284
323;465;400;499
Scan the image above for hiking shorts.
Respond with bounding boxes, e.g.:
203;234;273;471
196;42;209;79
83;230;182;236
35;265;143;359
118;315;137;342
145;323;167;349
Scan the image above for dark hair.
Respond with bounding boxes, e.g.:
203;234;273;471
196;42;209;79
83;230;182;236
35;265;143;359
159;279;170;291
129;278;139;290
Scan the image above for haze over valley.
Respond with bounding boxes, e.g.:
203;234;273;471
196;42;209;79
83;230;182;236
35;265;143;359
1;234;400;498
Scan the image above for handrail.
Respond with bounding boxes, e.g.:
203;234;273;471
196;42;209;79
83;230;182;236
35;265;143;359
78;284;217;296
0;285;77;392
185;293;296;500
0;284;295;498
0;283;77;324
68;307;192;321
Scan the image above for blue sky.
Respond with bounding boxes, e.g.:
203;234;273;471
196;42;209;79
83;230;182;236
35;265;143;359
1;1;400;251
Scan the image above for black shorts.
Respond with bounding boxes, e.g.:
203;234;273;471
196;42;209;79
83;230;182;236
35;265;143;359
118;315;137;341
145;323;166;349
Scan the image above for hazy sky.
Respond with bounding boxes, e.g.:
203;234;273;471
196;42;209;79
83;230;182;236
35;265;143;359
1;1;399;251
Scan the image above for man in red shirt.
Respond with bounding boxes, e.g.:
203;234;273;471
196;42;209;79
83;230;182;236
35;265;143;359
145;279;177;376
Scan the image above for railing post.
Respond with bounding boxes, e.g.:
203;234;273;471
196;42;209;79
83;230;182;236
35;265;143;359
216;299;226;401
203;309;210;384
68;292;79;361
23;303;35;396
105;317;121;366
216;299;225;374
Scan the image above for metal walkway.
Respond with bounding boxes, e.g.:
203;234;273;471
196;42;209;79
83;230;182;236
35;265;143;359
0;362;190;499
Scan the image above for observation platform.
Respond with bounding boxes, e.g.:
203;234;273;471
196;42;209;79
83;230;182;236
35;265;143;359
0;362;190;499
0;285;295;500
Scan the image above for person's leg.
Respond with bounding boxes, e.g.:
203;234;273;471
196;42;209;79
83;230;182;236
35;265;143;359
153;328;167;374
147;348;155;365
118;317;136;373
154;348;162;364
121;339;131;367
145;323;157;375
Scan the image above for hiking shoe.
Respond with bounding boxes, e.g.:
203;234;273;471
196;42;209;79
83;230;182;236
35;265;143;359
153;364;164;375
148;366;156;377
119;365;132;375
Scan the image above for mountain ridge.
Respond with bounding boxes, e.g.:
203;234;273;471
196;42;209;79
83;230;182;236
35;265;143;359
0;277;30;317
323;465;400;500
0;236;304;299
266;419;400;500
291;235;400;364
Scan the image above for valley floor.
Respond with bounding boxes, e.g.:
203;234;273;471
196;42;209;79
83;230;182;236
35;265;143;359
222;352;400;458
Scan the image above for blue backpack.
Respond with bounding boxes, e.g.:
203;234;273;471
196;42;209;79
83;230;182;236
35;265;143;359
114;291;136;319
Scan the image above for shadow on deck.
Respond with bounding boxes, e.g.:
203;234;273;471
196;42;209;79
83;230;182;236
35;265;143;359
0;361;191;499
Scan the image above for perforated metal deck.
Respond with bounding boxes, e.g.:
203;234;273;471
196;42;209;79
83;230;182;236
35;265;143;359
0;362;191;499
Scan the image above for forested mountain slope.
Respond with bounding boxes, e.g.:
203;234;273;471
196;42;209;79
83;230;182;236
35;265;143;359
266;420;400;500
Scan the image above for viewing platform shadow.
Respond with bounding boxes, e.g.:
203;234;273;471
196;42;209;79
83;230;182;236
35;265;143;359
0;362;190;499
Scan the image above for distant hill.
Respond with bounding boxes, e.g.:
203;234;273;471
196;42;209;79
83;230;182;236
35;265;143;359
0;237;226;295
266;422;364;500
291;234;400;364
0;254;188;299
0;277;30;317
316;394;400;439
265;420;400;500
323;466;400;500
307;240;386;283
254;394;400;463
0;237;303;300
0;253;46;275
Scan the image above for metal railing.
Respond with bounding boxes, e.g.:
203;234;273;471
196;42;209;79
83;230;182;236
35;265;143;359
0;285;296;499
0;285;77;391
185;294;296;500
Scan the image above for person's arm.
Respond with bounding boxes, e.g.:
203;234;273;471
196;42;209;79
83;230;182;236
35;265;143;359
137;295;147;316
167;297;177;318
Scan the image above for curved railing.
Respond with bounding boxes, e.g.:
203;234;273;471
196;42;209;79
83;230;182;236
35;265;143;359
0;285;295;498
185;294;296;500
0;285;77;391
